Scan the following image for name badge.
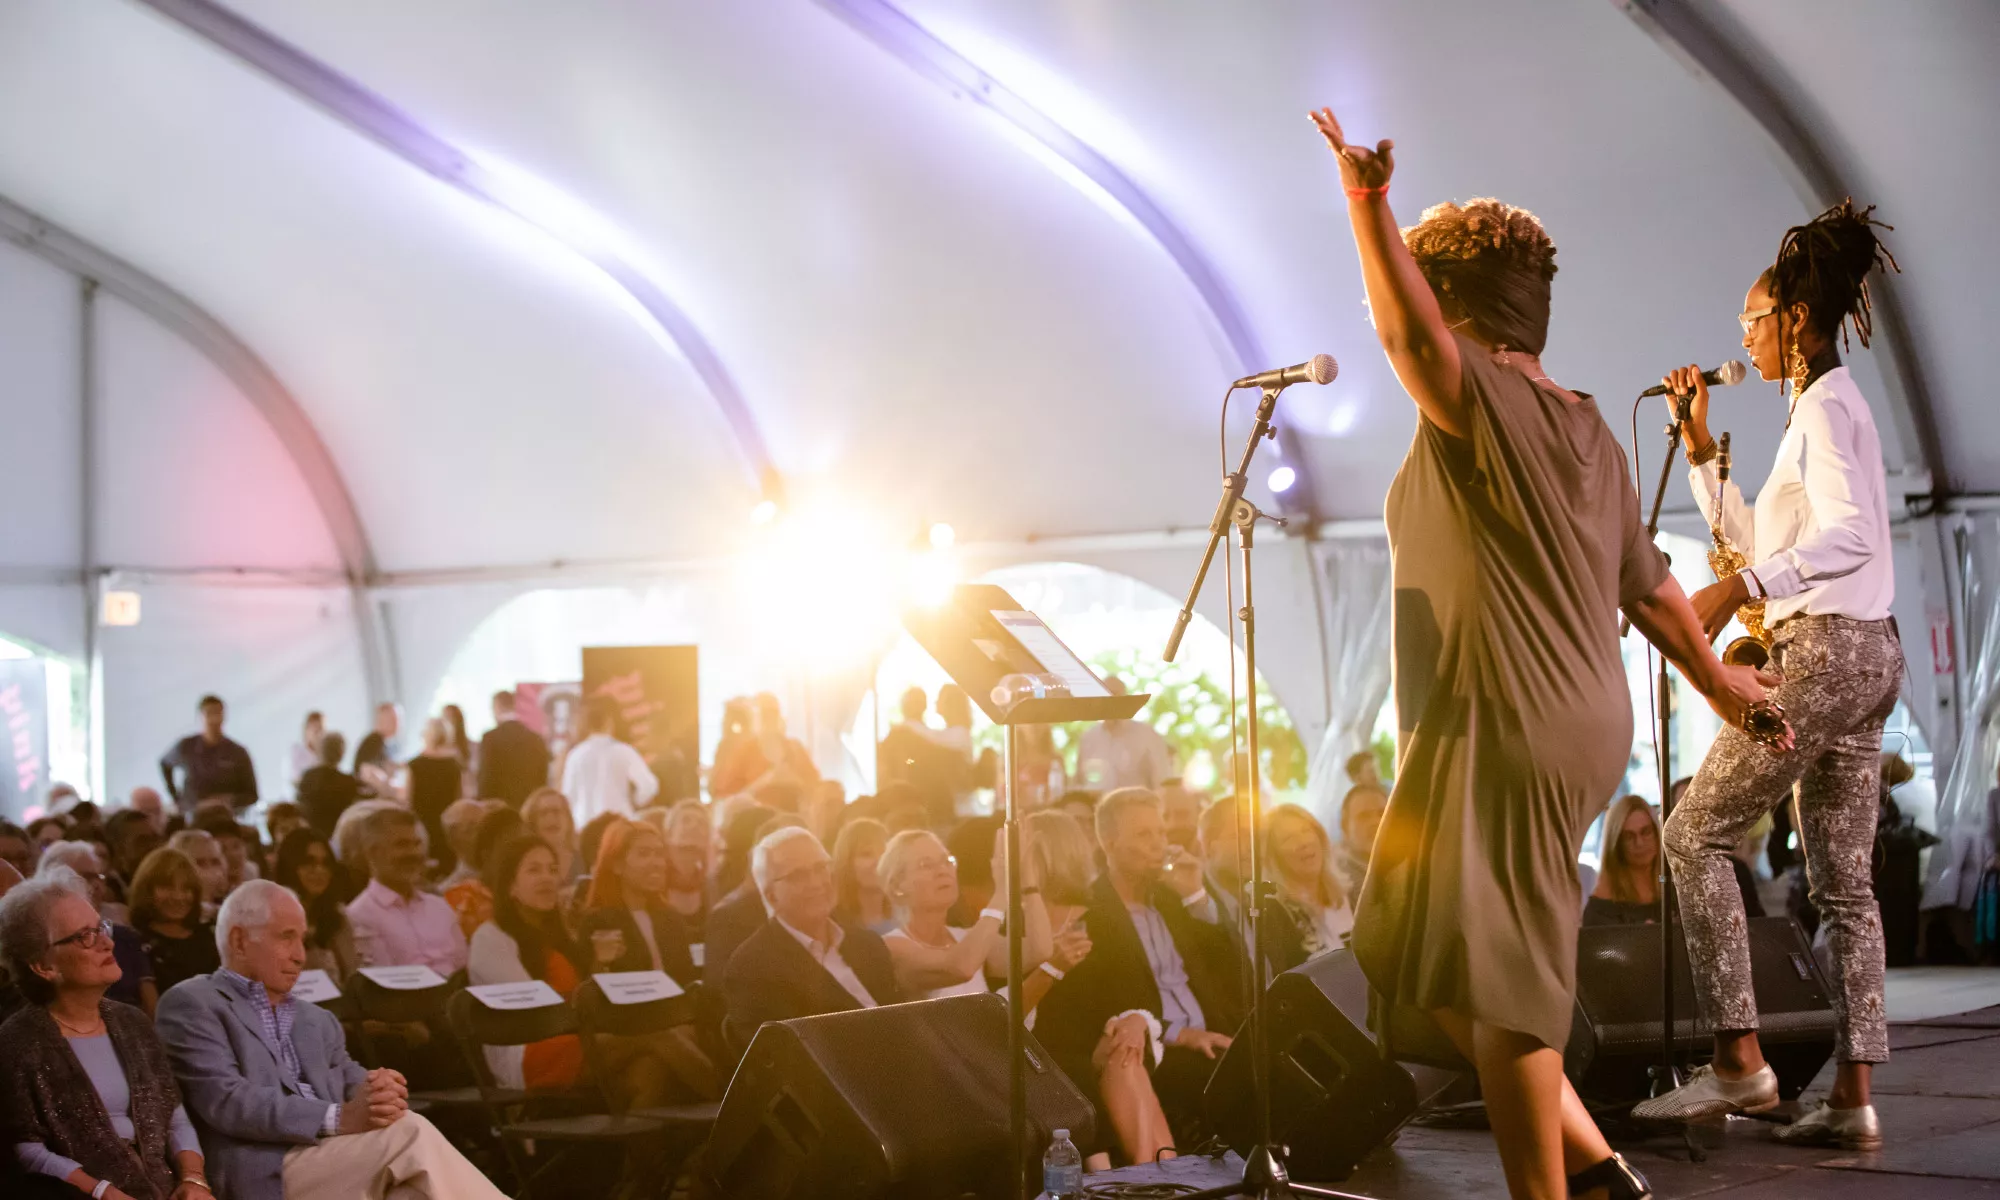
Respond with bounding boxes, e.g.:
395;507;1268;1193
291;969;342;1004
466;980;565;1010
688;942;705;968
593;970;685;1005
357;965;447;991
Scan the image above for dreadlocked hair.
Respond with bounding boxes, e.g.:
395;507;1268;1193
1760;198;1899;350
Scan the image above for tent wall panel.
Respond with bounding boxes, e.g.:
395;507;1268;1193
0;238;82;569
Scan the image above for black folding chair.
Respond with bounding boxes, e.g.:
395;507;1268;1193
573;977;720;1131
347;969;490;1111
447;989;669;1200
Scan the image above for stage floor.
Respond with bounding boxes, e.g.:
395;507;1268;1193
1059;973;2000;1199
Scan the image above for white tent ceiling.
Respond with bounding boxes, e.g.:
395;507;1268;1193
0;0;1992;797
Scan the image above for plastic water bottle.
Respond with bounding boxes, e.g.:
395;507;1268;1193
991;672;1070;711
1043;1128;1082;1199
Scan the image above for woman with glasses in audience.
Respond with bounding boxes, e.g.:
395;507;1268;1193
271;829;359;978
879;829;1045;1000
1585;796;1663;928
1263;803;1355;972
831;818;894;934
0;866;210;1200
38;843;155;1017
127;848;221;995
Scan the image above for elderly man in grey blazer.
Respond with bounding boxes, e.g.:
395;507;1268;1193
156;879;504;1200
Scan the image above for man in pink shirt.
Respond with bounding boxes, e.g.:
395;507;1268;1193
344;808;467;977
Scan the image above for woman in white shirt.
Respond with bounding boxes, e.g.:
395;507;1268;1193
1263;803;1354;972
1637;202;1904;1153
878;829;1049;1000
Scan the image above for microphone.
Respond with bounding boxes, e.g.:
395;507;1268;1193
1640;359;1747;397
1233;354;1338;391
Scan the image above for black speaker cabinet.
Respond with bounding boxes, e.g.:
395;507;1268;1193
1567;916;1836;1103
703;993;1094;1199
1202;950;1420;1182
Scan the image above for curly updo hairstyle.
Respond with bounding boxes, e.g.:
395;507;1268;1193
1760;198;1898;350
1402;197;1559;356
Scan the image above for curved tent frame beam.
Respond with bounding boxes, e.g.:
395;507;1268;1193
0;192;390;701
819;0;1320;520
1617;0;1948;498
133;0;781;501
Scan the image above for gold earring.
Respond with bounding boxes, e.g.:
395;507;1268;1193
1787;331;1809;397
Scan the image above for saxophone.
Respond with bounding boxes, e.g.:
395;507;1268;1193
1706;432;1774;669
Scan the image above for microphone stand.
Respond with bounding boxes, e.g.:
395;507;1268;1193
1634;392;1706;1163
1168;387;1366;1200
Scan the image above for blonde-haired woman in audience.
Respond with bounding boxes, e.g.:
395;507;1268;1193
1585;795;1662;927
522;788;582;883
1015;810;1096;1019
831;818;894;934
1264;803;1354;972
879;828;1048;1000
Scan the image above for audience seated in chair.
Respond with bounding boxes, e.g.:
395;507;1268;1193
879;828;1030;1001
1035;788;1243;1166
129;847;223;995
271;830;359;979
467;835;589;1093
1;866;209;1199
721;827;901;1051
38;841;156;1017
155;880;505;1200
344;807;467;977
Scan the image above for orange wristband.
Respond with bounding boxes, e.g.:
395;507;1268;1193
1345;185;1389;198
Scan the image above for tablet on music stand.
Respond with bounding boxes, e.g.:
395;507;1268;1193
902;583;1146;726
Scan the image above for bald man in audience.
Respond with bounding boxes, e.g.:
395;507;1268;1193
155;880;505;1200
128;786;168;834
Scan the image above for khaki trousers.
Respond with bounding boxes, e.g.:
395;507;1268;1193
282;1112;506;1200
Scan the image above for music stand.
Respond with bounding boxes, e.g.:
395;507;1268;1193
903;584;1147;1200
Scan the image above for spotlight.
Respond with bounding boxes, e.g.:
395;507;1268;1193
750;499;779;525
1267;466;1297;494
929;523;956;550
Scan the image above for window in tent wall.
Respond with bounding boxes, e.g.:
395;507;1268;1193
0;633;88;821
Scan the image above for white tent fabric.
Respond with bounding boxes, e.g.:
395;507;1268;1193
0;0;1993;815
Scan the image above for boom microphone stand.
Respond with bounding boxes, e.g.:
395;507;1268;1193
1167;386;1365;1200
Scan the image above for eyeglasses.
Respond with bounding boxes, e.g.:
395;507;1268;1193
51;918;114;952
772;861;833;887
1738;305;1778;334
910;854;958;875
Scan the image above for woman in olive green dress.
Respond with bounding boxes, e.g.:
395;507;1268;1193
1310;107;1786;1200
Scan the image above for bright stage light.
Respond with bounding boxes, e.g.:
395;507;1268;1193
750;499;780;525
1267;465;1297;493
929;523;956;550
910;551;959;607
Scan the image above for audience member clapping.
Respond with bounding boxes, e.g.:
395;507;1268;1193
721;827;899;1051
39;842;155;1015
0;866;209;1200
272;829;358;979
879;829;1020;1000
344;808;466;977
130;848;223;995
1263;803;1354;970
155;881;504;1200
831;818;893;934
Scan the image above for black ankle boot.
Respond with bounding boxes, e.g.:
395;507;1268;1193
1568;1152;1651;1199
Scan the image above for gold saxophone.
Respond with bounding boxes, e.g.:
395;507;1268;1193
1706;432;1773;669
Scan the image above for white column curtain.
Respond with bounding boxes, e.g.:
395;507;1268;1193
1923;513;2000;913
1302;536;1393;832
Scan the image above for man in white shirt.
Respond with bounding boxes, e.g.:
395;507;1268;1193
561;697;660;825
1635;218;1905;1152
1076;677;1174;794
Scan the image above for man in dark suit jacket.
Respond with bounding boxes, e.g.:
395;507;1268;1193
476;690;552;806
1036;788;1243;1152
721;827;900;1051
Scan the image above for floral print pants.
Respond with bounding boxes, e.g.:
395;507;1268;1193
1665;615;1903;1064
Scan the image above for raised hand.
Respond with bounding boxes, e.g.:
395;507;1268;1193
1309;107;1394;191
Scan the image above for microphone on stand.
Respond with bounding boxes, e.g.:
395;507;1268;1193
1639;359;1747;397
1233;354;1338;391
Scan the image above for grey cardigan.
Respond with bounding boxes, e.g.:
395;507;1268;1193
154;970;367;1200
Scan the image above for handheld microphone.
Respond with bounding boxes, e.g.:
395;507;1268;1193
1640;359;1747;397
1233;354;1338;391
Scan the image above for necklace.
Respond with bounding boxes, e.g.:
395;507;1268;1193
904;922;955;949
53;1009;106;1037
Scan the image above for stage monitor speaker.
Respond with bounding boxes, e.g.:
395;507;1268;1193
702;993;1094;1199
1566;915;1835;1103
1202;949;1420;1183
